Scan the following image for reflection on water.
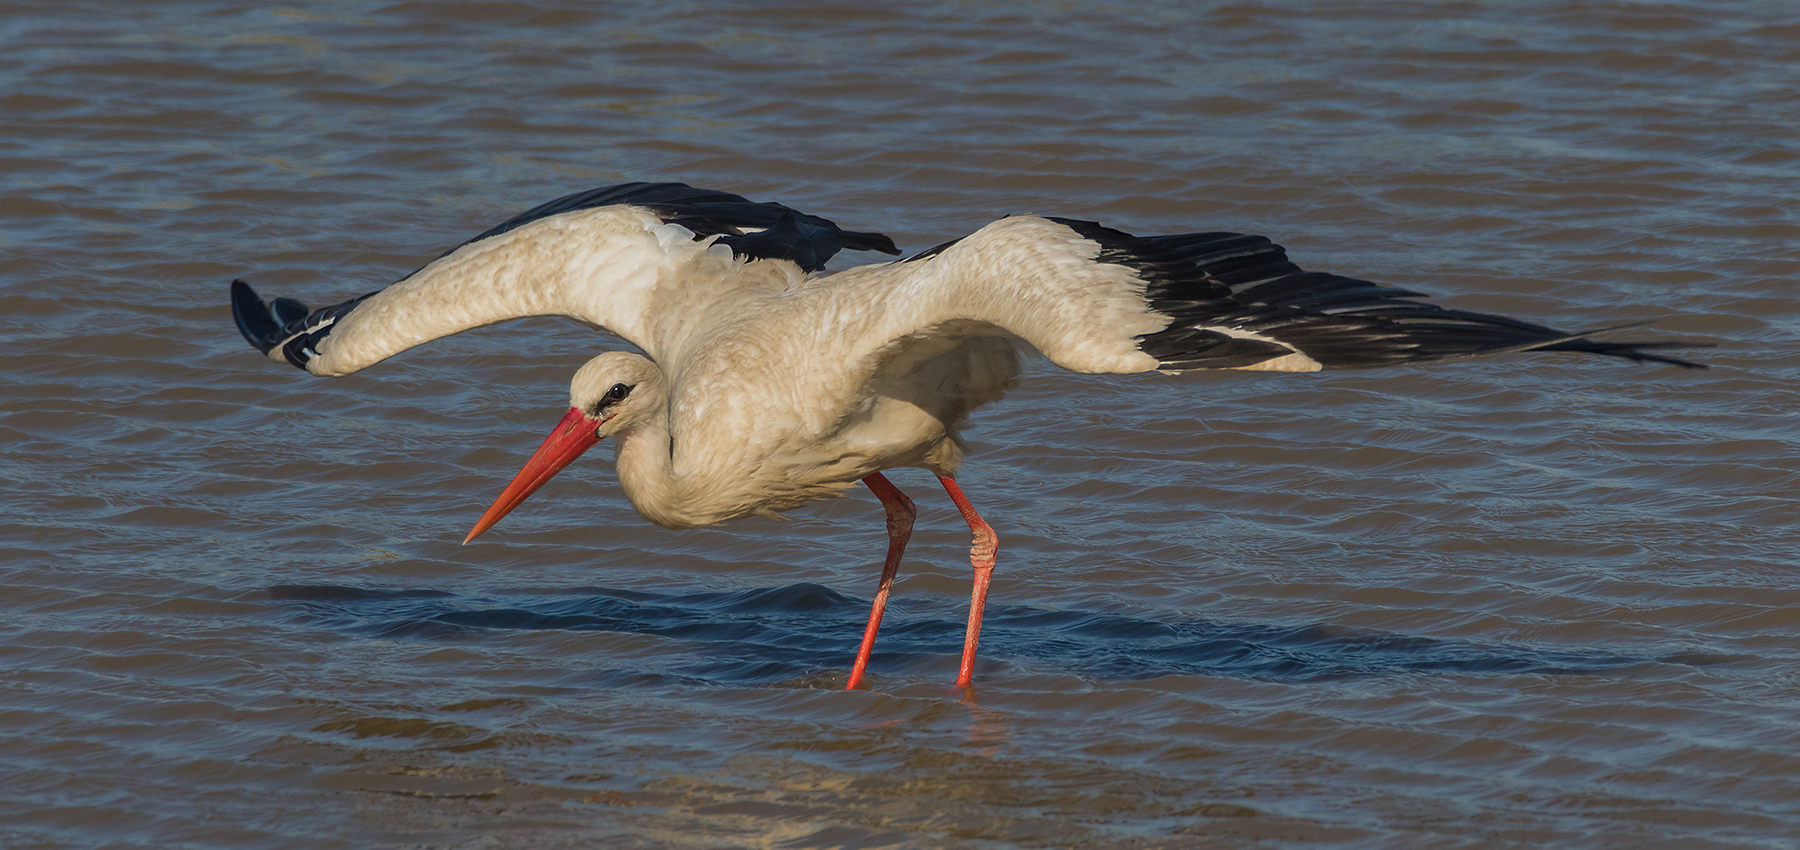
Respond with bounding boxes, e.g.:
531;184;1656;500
5;0;1798;847
272;581;1719;686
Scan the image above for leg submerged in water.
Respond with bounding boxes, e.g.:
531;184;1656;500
846;472;914;690
938;475;998;690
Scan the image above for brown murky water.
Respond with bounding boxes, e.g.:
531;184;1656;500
4;1;1797;847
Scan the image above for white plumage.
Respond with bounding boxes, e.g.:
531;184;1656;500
231;181;1700;690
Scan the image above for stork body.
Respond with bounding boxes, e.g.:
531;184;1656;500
231;182;1700;690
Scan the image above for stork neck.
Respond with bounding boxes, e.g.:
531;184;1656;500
610;414;695;529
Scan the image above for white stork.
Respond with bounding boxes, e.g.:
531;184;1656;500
230;182;1701;691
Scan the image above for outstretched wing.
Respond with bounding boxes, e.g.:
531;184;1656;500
230;182;901;376
847;215;1704;378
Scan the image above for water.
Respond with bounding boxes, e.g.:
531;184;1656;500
5;1;1798;847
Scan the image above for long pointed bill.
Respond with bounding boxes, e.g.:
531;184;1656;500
464;407;604;544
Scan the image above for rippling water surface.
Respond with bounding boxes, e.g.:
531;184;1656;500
5;1;1798;847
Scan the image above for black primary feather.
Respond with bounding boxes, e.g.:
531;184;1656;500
231;279;372;370
1047;218;1706;371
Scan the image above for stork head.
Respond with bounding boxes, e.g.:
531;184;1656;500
464;352;663;543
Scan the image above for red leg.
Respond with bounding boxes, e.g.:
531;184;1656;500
847;472;914;690
938;475;998;689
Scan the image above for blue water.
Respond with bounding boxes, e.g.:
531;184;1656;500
5;1;1799;847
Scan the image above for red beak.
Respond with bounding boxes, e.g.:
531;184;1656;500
464;407;604;544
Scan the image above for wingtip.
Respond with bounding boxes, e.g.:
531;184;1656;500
1620;343;1713;370
230;279;282;355
1550;324;1713;370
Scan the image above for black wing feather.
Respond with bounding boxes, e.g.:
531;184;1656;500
231;279;372;370
1048;218;1705;371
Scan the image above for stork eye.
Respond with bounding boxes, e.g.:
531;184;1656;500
586;383;634;418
